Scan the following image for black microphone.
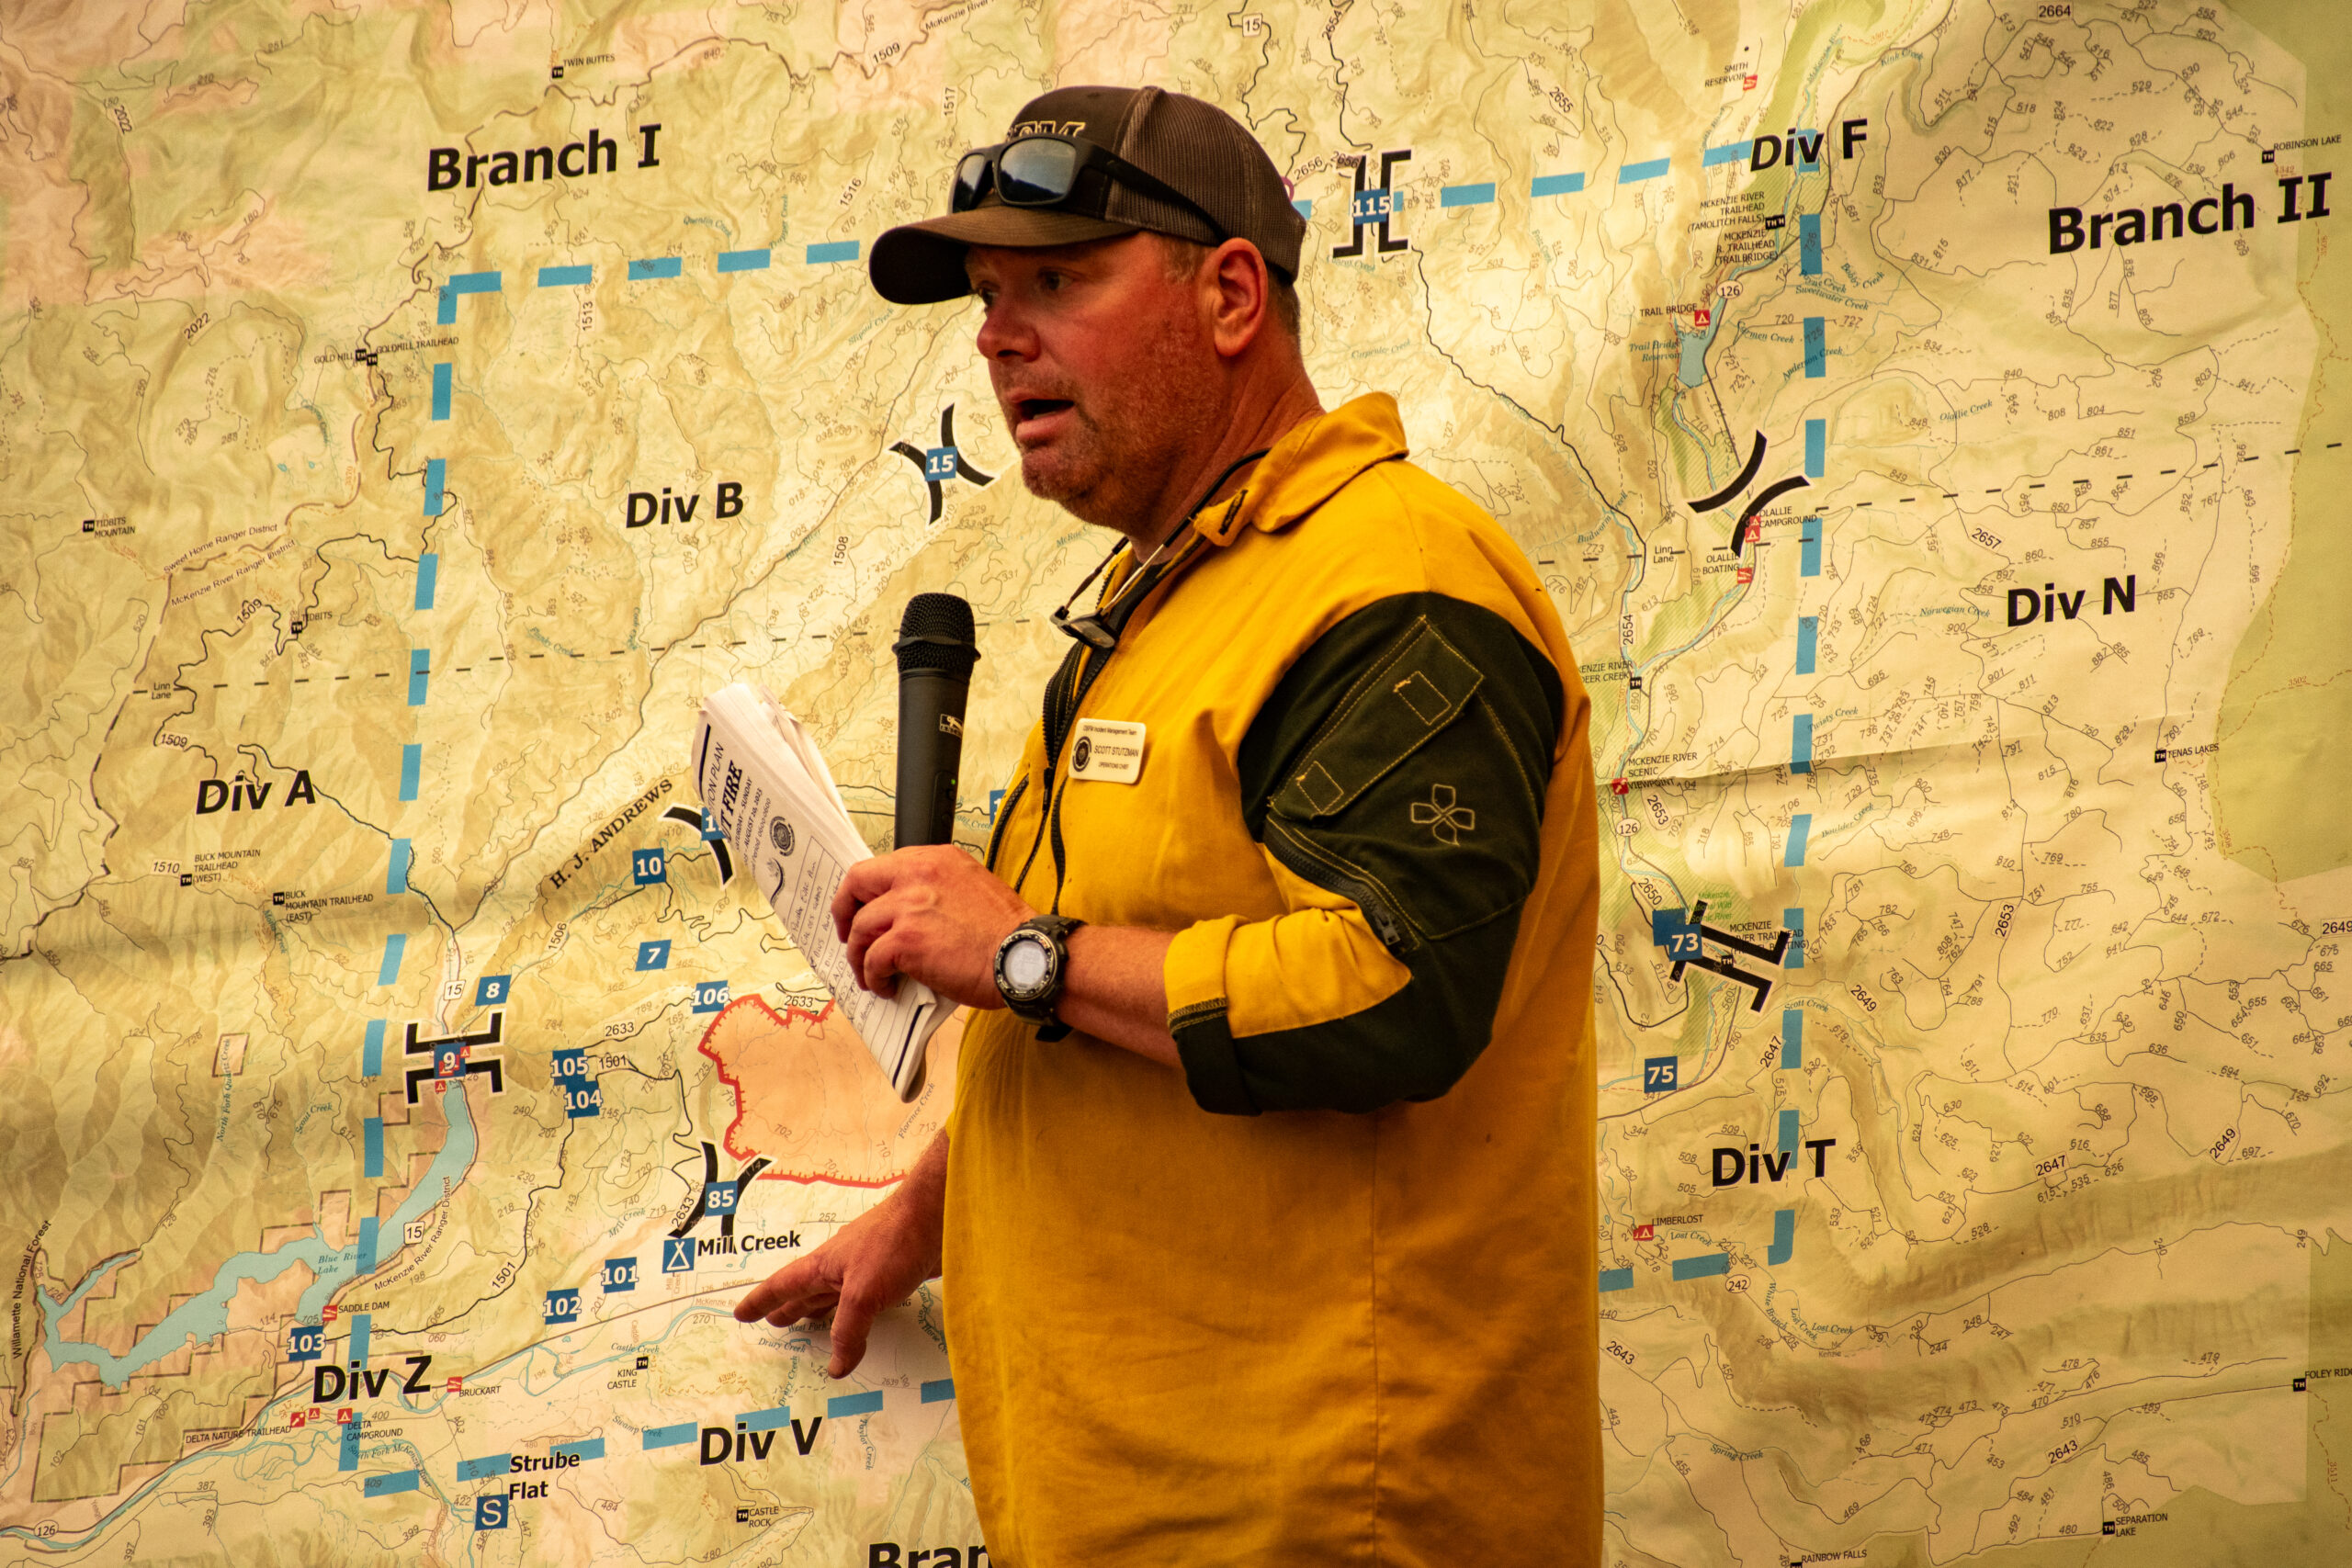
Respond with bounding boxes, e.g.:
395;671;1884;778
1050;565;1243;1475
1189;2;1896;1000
891;592;979;848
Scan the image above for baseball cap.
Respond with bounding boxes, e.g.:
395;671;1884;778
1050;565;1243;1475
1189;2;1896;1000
868;85;1306;305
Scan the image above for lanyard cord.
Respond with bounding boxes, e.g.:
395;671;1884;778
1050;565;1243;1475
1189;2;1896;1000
1008;450;1269;908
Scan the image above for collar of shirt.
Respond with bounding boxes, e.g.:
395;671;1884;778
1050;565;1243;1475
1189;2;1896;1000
1192;392;1411;547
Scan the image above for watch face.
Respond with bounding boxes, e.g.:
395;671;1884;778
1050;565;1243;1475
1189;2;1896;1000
1001;935;1052;996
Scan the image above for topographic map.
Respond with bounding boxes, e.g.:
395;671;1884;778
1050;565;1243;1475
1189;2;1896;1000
4;0;2349;1562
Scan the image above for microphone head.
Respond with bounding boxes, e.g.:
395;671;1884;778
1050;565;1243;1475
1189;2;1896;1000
893;592;979;678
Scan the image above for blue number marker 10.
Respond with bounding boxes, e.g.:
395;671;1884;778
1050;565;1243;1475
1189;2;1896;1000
632;848;666;885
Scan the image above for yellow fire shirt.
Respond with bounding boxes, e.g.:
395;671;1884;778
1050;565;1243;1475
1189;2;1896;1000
947;394;1601;1565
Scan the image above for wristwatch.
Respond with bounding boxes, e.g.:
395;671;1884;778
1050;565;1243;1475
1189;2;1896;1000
993;914;1086;1039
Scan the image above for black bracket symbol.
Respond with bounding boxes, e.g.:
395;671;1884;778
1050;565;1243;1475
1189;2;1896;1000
890;404;996;524
661;804;734;885
403;1010;506;1103
1666;899;1794;1012
670;1140;772;1239
1332;150;1412;258
1690;430;1811;557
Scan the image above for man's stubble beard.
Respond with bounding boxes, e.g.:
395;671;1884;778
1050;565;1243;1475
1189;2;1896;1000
1010;308;1219;533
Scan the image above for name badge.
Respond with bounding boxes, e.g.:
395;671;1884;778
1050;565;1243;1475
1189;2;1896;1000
1068;719;1147;784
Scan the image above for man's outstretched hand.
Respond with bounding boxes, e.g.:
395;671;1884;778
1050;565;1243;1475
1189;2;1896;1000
733;1133;948;1378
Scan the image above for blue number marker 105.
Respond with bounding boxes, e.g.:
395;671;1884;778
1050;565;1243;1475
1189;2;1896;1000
552;1047;590;1080
632;848;666;885
692;980;729;1014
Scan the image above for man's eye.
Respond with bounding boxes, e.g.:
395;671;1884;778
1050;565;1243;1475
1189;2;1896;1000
1038;272;1066;292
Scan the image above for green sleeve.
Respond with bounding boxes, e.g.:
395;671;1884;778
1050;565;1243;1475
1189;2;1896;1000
1172;592;1564;1114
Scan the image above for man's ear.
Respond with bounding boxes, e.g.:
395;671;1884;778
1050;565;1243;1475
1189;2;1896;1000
1204;238;1271;359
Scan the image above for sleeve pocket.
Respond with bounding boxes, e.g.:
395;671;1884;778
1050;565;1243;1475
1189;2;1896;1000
1269;618;1484;822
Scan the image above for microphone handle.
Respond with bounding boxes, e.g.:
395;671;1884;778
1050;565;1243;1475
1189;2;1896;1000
894;669;971;848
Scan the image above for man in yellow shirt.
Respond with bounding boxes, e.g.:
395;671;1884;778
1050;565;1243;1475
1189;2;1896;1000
737;85;1601;1565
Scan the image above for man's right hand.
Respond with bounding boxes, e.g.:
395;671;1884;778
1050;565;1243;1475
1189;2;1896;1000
732;1133;947;1378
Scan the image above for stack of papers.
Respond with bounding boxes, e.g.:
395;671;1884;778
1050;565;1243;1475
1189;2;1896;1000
692;682;946;1100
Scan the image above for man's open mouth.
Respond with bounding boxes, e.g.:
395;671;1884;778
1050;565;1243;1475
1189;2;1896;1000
1012;398;1076;442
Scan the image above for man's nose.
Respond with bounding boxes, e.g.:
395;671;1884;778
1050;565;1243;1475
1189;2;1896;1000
974;299;1035;362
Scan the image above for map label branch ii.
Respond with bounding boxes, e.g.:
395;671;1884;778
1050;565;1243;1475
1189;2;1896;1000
2047;173;2330;253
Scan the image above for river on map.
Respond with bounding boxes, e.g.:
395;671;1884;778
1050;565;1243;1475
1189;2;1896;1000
40;1080;479;1389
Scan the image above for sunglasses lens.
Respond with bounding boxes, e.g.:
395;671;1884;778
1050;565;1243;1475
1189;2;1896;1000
997;137;1080;206
952;152;993;211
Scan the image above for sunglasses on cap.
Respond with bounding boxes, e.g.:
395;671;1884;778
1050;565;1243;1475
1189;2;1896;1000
953;133;1225;238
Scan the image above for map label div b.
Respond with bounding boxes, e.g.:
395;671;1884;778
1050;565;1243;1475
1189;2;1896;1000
626;482;744;527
